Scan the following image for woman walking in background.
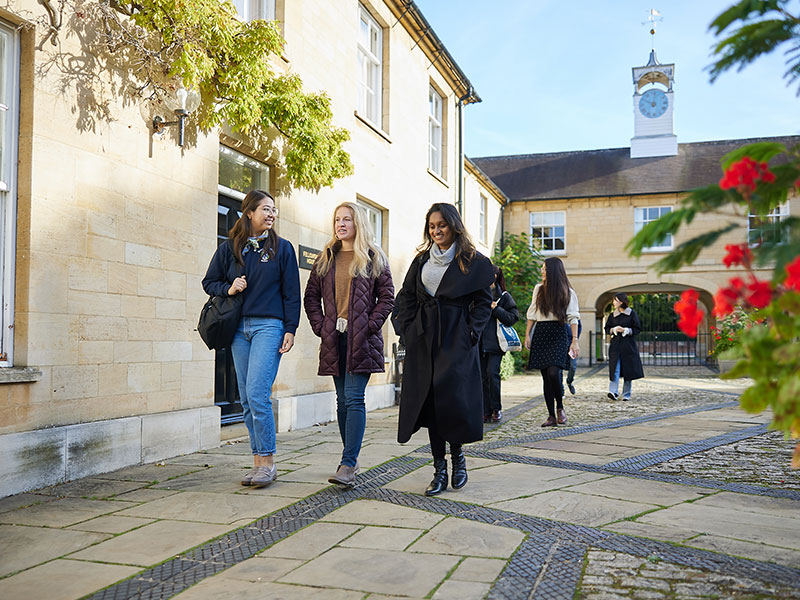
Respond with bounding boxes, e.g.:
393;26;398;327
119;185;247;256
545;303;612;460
480;266;519;423
202;190;300;487
393;203;494;496
605;292;644;401
304;202;394;488
525;257;579;427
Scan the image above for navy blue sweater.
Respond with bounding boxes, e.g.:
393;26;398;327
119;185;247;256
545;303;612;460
202;238;301;335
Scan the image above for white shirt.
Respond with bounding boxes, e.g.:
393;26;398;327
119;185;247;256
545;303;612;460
526;284;579;325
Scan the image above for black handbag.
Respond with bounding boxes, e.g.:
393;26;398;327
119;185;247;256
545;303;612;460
198;245;244;350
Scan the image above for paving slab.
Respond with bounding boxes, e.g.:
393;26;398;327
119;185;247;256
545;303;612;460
235;480;328;498
493;490;657;527
563;475;714;505
151;467;249;493
694;490;800;517
0;524;110;576
408;517;524;558
339;525;422;551
637;502;800;550
37;478;146;499
276;462;340;483
67;519;231;566
261;522;360;559
66;514;156;534
0;497;136;527
526;439;642;456
601;520;698;543
116;490;294;524
94;463;204;483
165;452;255;468
320;499;444;529
0;493;53;514
0;558;139;600
512;446;614;465
111;488;179;502
278;547;459;597
173;577;364;599
450;557;507;583
216;556;304;582
432;579;492;600
685;534;800;568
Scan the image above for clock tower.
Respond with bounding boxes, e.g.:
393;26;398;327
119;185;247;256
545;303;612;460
630;49;677;158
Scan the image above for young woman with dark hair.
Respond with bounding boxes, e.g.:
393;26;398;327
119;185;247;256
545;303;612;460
524;257;580;427
480;265;519;423
304;202;394;488
605;292;644;400
393;203;494;495
202;190;300;487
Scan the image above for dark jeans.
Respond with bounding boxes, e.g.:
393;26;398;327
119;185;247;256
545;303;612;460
333;333;370;468
481;352;503;415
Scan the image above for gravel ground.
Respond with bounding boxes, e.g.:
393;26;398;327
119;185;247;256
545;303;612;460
486;366;744;442
576;549;800;599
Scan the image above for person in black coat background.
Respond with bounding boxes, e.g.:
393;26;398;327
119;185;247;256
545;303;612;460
480;266;519;423
605;292;644;401
392;203;494;496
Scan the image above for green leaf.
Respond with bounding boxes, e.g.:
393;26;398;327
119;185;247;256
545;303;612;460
739;382;770;413
721;357;751;379
720;142;787;169
626;207;697;257
650;223;740;274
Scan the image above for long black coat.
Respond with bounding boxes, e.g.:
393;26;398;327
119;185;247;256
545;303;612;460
480;289;519;355
605;309;645;381
392;251;494;444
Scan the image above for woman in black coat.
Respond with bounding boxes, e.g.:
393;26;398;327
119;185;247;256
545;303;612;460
392;203;494;496
604;292;644;401
480;266;519;423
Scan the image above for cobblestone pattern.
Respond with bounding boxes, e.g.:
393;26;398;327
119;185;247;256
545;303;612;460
576;549;800;599
646;430;800;490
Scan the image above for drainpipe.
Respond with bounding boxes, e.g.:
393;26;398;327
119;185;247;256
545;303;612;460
500;202;505;252
456;87;473;216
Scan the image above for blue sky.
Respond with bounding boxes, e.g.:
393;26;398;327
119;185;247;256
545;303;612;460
414;0;798;157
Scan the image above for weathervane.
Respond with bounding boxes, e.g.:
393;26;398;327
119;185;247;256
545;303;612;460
643;8;663;49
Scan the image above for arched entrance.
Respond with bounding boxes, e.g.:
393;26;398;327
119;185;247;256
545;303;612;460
589;283;715;367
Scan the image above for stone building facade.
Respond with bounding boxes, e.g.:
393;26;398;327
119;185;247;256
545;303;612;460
0;0;502;497
473;135;800;362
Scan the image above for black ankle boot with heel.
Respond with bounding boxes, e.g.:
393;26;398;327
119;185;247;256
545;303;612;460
425;459;448;496
450;446;468;489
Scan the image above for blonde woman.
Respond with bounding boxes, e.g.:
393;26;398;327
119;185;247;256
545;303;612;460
304;202;394;487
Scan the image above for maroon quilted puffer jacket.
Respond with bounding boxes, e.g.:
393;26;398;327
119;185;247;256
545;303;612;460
303;252;395;375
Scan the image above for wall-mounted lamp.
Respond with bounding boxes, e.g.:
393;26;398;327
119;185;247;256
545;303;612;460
152;85;201;147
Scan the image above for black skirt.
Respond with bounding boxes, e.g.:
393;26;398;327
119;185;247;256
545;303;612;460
527;321;570;370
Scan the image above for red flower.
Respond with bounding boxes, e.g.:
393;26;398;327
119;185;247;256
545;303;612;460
722;243;753;268
745;279;772;309
785;255;800;291
713;287;738;317
674;289;704;338
719;157;776;194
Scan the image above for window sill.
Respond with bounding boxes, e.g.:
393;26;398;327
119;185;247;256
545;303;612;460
0;367;42;384
540;250;567;257
354;111;391;143
640;247;673;254
427;169;449;188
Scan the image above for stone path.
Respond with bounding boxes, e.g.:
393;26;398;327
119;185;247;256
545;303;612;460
1;367;799;599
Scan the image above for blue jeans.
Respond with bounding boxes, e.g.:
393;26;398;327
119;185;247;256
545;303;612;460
333;332;369;467
609;360;632;400
230;317;284;456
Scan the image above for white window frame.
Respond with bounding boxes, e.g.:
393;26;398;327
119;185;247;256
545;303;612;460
634;206;673;252
218;146;270;200
357;5;383;126
479;193;487;244
357;199;384;249
748;202;789;247
0;21;19;367
428;85;443;176
529;211;566;255
231;0;276;21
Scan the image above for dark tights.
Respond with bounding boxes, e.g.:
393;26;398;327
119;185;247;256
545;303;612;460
540;366;563;418
429;425;461;461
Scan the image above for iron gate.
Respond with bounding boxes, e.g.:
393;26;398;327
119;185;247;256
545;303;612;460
589;331;716;367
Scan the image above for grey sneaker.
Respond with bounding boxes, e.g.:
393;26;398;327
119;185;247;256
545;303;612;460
250;464;277;487
241;467;259;486
328;463;359;488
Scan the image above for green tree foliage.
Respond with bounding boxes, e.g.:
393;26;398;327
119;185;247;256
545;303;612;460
50;0;353;190
492;233;543;372
627;1;800;466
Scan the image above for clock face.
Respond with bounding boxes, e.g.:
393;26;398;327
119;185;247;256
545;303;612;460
639;89;668;119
